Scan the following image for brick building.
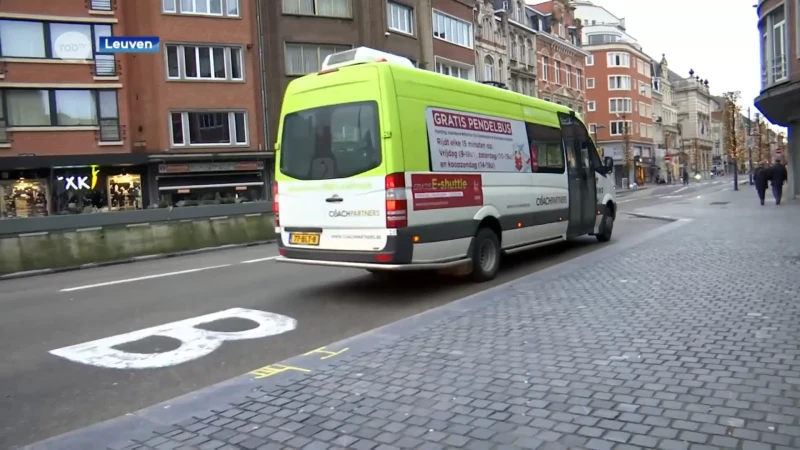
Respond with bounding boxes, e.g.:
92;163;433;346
0;0;266;218
573;1;654;187
529;0;588;112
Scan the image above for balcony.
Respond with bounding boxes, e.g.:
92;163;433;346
99;118;121;142
89;0;113;12
94;58;117;77
770;57;788;84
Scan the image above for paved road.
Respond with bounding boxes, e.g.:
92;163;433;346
0;180;734;449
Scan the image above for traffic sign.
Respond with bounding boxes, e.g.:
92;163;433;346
664;154;672;161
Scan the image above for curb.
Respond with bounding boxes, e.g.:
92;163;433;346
624;212;684;222
0;239;276;281
25;218;693;450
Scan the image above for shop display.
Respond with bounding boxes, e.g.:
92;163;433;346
0;180;48;218
107;174;142;211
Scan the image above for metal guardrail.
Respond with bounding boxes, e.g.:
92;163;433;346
89;0;113;11
0;202;273;237
94;58;117;76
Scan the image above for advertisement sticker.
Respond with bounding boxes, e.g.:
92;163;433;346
426;107;531;173
411;174;483;211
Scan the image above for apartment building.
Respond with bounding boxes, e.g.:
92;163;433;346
504;1;537;97
755;0;799;200
0;0;265;219
668;69;714;177
529;0;588;112
650;54;681;180
573;1;654;187
432;0;476;82
475;1;508;85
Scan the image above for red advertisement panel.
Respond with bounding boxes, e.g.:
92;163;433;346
410;174;484;211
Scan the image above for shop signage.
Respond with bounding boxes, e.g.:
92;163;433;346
58;165;100;190
49;308;297;369
159;161;264;174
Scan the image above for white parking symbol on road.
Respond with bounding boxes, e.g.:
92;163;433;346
49;308;297;369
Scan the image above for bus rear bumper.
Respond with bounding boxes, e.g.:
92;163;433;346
274;256;470;271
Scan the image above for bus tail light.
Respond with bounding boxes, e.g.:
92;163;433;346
385;172;407;228
272;181;280;226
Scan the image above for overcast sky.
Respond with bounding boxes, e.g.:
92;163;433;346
581;0;779;130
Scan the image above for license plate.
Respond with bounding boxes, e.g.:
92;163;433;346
289;232;320;246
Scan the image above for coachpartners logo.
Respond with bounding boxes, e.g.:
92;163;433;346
535;195;568;206
328;209;381;218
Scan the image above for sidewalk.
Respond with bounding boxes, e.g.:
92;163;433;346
30;189;800;450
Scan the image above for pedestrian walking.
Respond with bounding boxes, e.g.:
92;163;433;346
753;161;770;206
682;167;689;185
770;159;788;205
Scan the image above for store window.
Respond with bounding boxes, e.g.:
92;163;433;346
0;178;49;218
52;166;143;214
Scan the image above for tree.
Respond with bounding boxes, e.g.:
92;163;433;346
722;91;741;190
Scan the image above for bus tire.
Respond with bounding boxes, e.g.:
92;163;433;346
470;227;501;282
596;206;614;242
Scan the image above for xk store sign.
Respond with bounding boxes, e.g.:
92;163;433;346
57;165;101;190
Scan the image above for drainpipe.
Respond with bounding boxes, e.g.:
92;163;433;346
255;0;272;199
417;0;434;70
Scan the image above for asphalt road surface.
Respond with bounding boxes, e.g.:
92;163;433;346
0;178;737;448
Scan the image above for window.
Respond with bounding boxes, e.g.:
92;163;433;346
639;81;651;97
4;89;117;128
586;55;594;66
638;101;646;116
608;75;631;90
165;44;243;81
285;43;350;75
607;52;630;67
565;65;572;88
541;56;549;81
280;101;380;180
576;69;583;91
433;10;473;48
165;0;240;17
484;55;494;81
609;120;632;136
554;61;561;84
770;5;787;82
639;123;645;136
282;0;350;17
516;1;523;22
558;23;564;37
587;34;620;45
589;123;597;134
170;111;248;147
609;98;632;113
510;39;518;61
0;20;113;60
587;101;596;111
435;60;474;80
586;78;595;89
526;123;565;174
387;1;413;35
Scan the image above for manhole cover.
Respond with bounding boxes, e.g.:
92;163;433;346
710;201;730;205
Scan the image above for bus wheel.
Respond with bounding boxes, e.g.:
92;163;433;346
596;207;614;242
470;228;501;282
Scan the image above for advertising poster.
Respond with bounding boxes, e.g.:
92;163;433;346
426;107;531;173
410;174;483;211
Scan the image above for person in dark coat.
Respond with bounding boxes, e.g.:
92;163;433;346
770;159;788;205
753;161;770;206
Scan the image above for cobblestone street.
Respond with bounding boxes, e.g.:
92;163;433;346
65;190;800;449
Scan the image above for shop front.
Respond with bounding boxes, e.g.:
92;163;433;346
154;160;268;208
1;170;50;219
51;165;146;215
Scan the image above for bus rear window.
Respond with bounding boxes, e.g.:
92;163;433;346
279;101;381;180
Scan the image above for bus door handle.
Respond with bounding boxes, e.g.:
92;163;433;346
325;197;343;203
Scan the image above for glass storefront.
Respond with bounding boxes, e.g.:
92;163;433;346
52;166;145;215
154;161;268;208
0;178;49;218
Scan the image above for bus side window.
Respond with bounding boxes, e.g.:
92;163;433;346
525;122;565;174
575;121;604;173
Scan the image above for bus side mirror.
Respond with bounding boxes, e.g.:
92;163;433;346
604;156;614;173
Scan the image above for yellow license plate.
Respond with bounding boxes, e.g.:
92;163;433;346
289;233;320;246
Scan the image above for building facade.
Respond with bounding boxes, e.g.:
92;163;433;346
651;54;681;181
529;0;588;111
669;69;714;178
754;0;799;200
505;1;538;97
0;0;267;219
433;0;477;81
573;2;654;187
475;0;509;85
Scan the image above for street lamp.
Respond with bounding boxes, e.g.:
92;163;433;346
593;124;606;146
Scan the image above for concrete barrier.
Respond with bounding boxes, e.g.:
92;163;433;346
0;205;275;275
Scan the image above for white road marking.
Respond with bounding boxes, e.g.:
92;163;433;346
241;256;278;264
60;264;231;292
674;187;690;193
659;195;684;199
49;308;297;369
